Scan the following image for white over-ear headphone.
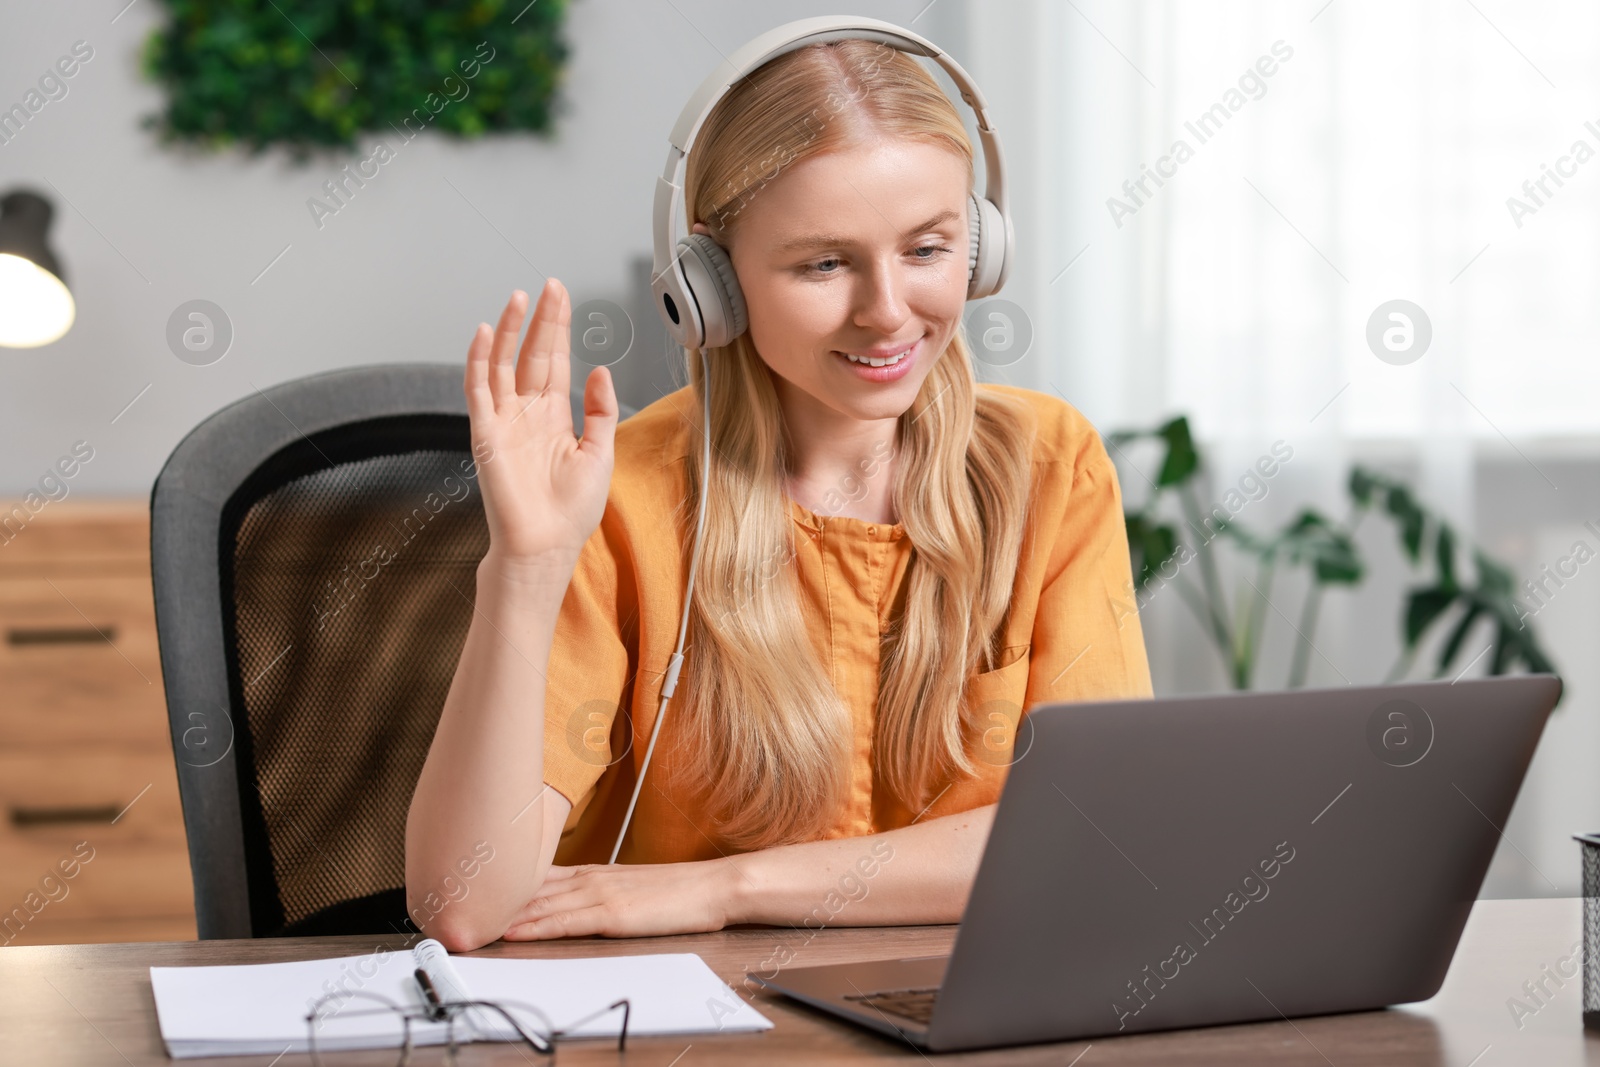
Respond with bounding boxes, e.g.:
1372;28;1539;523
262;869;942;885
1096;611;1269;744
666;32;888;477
609;15;1013;862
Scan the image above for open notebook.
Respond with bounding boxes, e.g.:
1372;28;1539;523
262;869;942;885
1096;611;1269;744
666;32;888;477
150;937;773;1058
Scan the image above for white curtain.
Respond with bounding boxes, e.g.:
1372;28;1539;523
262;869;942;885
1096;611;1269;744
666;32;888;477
936;0;1600;896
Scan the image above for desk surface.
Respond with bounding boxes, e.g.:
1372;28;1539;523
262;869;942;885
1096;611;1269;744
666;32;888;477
5;897;1597;1065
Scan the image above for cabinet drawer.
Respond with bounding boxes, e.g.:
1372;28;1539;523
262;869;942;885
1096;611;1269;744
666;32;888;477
0;834;194;933
0;747;193;930
0;574;159;657
0;746;185;846
0;498;148;574
0;576;168;747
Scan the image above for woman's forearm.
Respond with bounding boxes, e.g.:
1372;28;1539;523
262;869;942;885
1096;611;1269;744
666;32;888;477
404;551;573;950
727;804;997;928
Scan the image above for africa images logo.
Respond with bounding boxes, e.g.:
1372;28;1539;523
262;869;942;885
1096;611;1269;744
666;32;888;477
1111;840;1296;1031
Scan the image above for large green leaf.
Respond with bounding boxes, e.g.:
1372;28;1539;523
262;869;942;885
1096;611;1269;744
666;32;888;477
1270;510;1363;584
1436;524;1458;593
1434;600;1483;674
1404;586;1457;647
1490;620;1517;674
1349;466;1378;506
1155;417;1200;487
1125;513;1180;590
1474;549;1516;599
1383;485;1427;561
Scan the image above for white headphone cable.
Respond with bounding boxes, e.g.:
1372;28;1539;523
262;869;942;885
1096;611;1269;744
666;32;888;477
607;344;712;863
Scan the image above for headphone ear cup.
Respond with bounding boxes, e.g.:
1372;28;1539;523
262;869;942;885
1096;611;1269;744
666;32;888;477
678;232;749;349
966;192;1009;299
966;191;983;286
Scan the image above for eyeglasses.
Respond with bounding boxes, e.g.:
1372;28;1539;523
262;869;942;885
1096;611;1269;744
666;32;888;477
304;989;631;1065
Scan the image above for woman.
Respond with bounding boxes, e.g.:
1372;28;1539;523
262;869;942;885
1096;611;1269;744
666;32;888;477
406;39;1152;952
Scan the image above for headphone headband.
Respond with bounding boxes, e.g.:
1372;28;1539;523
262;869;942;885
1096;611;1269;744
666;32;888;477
650;15;1013;350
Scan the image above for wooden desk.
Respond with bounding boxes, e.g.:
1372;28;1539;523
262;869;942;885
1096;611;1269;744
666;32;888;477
4;897;1597;1064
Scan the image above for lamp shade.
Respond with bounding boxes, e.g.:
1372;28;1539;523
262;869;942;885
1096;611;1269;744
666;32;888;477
0;189;75;348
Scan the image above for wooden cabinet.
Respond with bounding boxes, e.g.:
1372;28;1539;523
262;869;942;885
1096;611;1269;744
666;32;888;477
0;500;196;945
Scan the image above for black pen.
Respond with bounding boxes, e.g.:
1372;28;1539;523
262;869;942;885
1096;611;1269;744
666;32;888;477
414;966;447;1022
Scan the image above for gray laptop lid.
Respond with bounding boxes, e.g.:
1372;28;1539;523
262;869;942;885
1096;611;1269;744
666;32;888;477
920;673;1560;1050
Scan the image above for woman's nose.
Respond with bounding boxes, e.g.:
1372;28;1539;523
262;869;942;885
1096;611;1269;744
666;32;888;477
853;257;912;333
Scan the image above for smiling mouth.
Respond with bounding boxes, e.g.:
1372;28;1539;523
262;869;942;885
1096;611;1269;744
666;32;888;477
835;337;921;367
841;349;910;367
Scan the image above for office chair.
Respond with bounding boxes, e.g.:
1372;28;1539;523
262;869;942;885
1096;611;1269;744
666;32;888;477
150;363;631;939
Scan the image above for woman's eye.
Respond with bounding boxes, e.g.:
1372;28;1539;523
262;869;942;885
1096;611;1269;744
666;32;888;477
800;246;955;277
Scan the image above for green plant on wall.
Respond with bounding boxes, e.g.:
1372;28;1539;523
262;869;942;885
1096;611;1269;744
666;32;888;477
1111;416;1559;701
139;0;571;159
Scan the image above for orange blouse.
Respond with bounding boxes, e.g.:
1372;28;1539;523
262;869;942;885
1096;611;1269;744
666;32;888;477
539;383;1154;864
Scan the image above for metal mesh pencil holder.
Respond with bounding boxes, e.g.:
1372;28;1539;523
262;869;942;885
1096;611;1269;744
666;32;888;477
1577;833;1600;1030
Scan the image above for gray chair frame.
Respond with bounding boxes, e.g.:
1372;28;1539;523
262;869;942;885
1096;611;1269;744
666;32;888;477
150;362;620;938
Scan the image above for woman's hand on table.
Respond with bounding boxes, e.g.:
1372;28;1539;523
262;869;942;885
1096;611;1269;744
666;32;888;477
499;859;743;940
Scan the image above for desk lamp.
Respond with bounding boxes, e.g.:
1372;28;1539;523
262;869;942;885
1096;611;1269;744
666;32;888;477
0;188;75;348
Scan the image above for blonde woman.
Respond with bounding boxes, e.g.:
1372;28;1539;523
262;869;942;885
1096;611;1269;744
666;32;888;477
406;38;1153;952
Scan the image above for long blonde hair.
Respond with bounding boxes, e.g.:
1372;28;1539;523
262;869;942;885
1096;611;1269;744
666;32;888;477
663;39;1037;849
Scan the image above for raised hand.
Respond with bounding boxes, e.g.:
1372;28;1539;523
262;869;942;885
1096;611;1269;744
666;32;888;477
463;279;618;571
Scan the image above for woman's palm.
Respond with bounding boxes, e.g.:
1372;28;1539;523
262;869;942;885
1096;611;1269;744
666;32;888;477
464;280;618;566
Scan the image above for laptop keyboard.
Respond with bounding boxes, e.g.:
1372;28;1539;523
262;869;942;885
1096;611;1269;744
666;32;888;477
844;986;941;1025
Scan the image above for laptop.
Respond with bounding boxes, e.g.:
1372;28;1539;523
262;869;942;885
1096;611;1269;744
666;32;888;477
749;674;1563;1052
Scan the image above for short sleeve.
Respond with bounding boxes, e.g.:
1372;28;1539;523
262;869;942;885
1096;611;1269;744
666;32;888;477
541;517;636;811
1026;429;1155;705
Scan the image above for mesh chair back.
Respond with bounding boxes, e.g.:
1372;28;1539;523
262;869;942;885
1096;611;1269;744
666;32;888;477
151;364;624;937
